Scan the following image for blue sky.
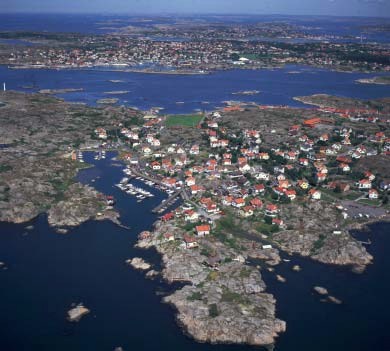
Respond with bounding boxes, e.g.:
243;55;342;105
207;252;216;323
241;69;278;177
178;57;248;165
1;0;390;17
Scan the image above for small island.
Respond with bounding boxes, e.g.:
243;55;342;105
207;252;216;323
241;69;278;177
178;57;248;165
356;76;390;85
67;303;90;322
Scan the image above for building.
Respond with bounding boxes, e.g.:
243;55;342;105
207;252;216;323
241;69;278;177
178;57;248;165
196;225;211;236
183;235;198;249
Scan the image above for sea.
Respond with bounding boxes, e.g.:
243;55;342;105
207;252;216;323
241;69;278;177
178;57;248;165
0;14;389;351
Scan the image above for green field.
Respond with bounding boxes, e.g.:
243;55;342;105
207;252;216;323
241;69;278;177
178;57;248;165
165;114;203;127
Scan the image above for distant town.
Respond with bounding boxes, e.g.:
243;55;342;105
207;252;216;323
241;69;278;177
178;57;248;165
1;20;390;73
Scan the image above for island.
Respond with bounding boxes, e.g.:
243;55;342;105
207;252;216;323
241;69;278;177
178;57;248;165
356;76;390;85
1;90;389;347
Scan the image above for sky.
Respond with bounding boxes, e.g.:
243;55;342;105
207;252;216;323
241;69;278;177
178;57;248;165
1;0;390;17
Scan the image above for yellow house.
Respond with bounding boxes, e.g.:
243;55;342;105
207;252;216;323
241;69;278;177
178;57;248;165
298;180;309;190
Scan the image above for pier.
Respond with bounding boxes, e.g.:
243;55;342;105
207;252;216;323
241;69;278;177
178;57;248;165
130;168;165;186
152;189;183;213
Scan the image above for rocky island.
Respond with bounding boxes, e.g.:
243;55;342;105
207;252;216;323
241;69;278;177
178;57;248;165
0;91;143;229
1;88;389;347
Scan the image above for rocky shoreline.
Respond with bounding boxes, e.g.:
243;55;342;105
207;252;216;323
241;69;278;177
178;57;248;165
135;221;286;347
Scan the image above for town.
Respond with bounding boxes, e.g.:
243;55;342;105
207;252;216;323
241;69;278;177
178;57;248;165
1;22;390;73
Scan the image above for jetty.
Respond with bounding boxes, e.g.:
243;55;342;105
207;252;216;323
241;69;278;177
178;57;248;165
152;189;182;213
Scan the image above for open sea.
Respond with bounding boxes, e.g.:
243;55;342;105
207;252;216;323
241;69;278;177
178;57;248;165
0;14;390;351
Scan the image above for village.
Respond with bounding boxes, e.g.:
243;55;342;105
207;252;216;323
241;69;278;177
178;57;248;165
88;96;389;270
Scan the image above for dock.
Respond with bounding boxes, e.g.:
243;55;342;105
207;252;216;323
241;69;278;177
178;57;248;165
152;189;183;213
130;168;164;186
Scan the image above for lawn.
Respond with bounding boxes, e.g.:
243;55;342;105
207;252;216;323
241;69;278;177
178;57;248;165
165;114;203;127
357;198;381;207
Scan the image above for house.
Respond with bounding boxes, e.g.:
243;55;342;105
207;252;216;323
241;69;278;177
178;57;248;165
285;151;297;161
239;206;254;218
222;196;233;206
142;146;152;155
272;218;284;227
163;233;175;242
162;177;178;188
184;210;199;222
138;231;151;240
206;203;219;214
339;163;350;172
253;184;265;194
190;145;200;155
368;189;379;199
309;189;321;200
258;152;270;160
273;187;285;197
223;158;232;166
303;117;321;127
196;225;211;236
319;133;329;142
250;198;263;208
278;180;290;188
161;212;174;222
297;180;309;189
190;185;204;195
255;172;270;181
239;163;251;172
357;179;372;190
380;180;390;190
183;235;198;249
285;189;297;200
232;198;246;208
364;171;375;181
265;204;279;217
150;161;161;170
185;177;196;187
299;158;309;166
315;173;327;183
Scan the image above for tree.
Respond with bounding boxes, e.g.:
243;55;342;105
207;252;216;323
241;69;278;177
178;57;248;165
230;53;240;61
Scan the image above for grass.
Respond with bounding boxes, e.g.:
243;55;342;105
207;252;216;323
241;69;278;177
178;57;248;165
357;198;381;207
165;114;203;127
187;291;203;301
208;304;219;318
221;287;249;305
311;234;327;253
0;164;13;173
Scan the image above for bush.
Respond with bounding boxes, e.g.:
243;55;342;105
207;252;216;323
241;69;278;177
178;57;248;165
187;291;203;301
209;304;219;318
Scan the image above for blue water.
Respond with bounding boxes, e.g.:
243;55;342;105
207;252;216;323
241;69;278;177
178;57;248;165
261;222;390;350
0;152;389;350
0;152;259;351
2;65;390;114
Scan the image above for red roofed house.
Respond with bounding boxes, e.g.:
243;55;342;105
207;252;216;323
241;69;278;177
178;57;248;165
239;206;254;218
183;235;198;249
161;212;174;222
309;189;321;200
232;198;246;208
254;184;265;194
163;233;175;242
196;225;211;236
250;198;263;208
265;204;280;217
184;210;199;222
369;189;378;199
